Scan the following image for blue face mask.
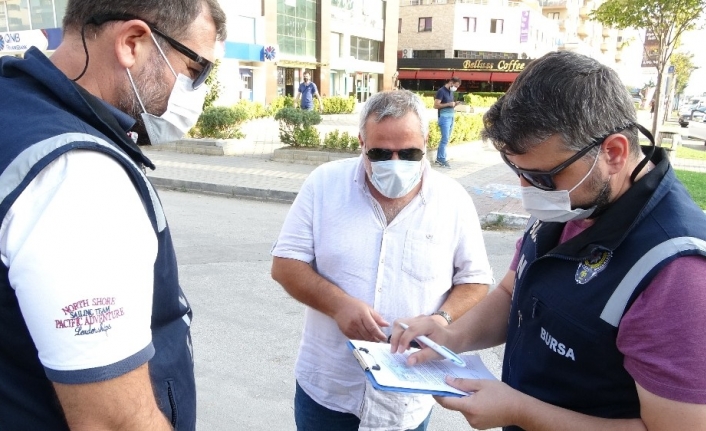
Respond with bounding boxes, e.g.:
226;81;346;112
369;160;423;199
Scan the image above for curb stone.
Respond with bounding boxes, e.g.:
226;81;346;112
481;212;529;230
149;177;298;204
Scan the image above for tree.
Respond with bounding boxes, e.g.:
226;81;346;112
671;51;697;97
203;59;222;110
592;0;705;137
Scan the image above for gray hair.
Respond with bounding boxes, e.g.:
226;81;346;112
483;51;639;160
359;90;428;142
63;0;227;42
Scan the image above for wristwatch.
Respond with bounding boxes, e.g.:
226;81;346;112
431;310;452;325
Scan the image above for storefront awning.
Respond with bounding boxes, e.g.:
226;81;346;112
397;70;417;79
415;70;453;80
490;72;520;83
452;71;491;81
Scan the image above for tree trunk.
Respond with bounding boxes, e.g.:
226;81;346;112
650;68;667;143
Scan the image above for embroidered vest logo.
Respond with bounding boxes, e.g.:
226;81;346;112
575;250;612;284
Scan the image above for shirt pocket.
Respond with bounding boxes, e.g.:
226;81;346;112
402;229;445;282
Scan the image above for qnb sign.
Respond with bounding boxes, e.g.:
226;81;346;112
0;30;52;53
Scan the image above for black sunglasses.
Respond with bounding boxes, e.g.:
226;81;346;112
88;14;213;89
501;126;630;191
366;148;425;162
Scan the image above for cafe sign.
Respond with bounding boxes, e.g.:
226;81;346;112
462;59;527;72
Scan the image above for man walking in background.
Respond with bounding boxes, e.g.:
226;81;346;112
296;71;324;112
433;76;461;168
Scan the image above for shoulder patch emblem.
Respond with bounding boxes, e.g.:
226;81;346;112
575;251;611;285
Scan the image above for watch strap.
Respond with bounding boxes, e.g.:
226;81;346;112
431;310;452;325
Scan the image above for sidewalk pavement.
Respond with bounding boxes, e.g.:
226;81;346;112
143;112;706;229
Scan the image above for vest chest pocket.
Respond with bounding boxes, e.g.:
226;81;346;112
402;230;447;282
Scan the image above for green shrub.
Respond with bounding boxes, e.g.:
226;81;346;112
338;131;353;151
267;95;295;116
317;96;357;114
321;130;361;151
427;113;483;149
235;99;269;120
294;126;321;148
322;130;340;149
193;106;248;139
202;60;221;110
417;94;435;109
469;91;505;98
463;94;499;107
274;107;322;147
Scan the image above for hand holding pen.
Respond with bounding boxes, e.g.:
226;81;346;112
390;318;465;367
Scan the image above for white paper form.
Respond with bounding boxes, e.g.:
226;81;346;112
350;340;497;396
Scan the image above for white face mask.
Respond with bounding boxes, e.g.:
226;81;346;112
370;160;423;199
520;150;601;223
450;86;458;92
127;34;209;145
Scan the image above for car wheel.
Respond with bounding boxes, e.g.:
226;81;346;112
680;123;688;128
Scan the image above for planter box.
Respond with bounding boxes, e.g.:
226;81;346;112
272;147;360;165
148;138;244;156
273;141;484;166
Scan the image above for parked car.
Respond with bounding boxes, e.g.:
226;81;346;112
679;97;706;127
687;111;706;143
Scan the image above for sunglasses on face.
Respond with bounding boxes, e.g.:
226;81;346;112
87;14;213;90
366;148;425;162
148;26;214;90
501;132;618;191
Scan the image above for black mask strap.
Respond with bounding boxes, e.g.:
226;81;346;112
630;123;656;183
71;22;91;82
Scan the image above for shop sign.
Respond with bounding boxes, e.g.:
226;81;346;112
0;29;49;53
462;59;527;72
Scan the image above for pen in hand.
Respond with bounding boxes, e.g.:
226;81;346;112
398;322;466;367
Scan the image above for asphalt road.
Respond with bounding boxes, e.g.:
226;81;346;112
160;190;520;431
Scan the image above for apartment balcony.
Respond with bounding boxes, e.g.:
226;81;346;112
579;6;589;18
616;42;623;51
600;43;609;52
540;0;568;11
615;51;622;62
602;27;611;37
577;24;589;38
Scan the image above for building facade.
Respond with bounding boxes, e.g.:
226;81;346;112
222;0;400;105
397;0;559;93
540;0;643;87
0;0;64;57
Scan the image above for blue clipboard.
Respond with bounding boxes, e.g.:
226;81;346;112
346;341;466;398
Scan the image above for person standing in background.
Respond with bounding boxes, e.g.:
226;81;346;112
433;77;461;168
295;71;323;112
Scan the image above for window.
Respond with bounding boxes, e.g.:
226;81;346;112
418;17;432;32
413;50;444;59
54;0;69;28
0;3;7;32
277;0;317;57
350;36;383;62
463;17;476;32
29;0;56;28
490;18;504;34
398;18;401;33
234;15;256;44
330;32;341;59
